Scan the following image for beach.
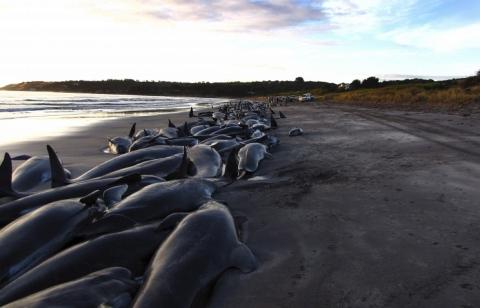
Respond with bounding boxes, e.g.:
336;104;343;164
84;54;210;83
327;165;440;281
3;102;480;307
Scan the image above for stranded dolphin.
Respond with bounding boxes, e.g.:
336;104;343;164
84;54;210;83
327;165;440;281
11;155;71;193
4;267;138;308
48;144;183;187
188;144;222;178
237;143;272;178
0;191;103;285
0;173;140;228
0;221;177;305
108;123;137;154
80;178;216;237
132;200;257;308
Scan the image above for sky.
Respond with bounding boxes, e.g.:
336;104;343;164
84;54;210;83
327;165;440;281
0;0;479;86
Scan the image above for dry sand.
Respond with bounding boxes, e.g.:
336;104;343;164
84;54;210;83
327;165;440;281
3;103;480;308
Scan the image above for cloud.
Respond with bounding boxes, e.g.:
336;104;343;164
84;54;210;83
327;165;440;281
89;0;326;31
379;74;467;81
320;0;432;33
381;22;480;52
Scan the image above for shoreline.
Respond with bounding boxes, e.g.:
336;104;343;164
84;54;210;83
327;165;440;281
2;109;203;174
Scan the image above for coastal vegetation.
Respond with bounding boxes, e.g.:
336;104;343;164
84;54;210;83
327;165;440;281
316;74;480;109
1;79;337;98
273;72;480;110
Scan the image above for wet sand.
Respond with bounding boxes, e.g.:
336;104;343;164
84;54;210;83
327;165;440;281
3;103;480;307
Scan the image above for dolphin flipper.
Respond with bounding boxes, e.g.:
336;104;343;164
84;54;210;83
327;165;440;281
156;212;189;231
11;155;32;160
230;243;258;273
103;184;128;208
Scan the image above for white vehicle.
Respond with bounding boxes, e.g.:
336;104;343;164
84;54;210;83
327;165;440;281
298;93;314;102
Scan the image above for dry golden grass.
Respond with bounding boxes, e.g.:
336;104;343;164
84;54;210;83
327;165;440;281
316;83;480;110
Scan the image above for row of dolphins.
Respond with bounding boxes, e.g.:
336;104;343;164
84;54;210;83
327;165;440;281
0;101;287;307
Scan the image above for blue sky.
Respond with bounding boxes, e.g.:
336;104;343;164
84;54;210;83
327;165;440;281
0;0;478;86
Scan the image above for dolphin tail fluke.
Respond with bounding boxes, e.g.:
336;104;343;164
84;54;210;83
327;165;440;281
0;153;17;198
128;123;137;138
46;145;70;188
230;243;258;273
156;212;189;232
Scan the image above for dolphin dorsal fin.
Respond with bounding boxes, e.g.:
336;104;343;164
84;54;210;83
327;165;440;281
46;145;70;188
279;111;286;119
0;153;16;197
79;190;102;206
166;147;189;180
223;147;239;180
128;123;137;138
168;119;176;128
182;122;189;137
230;243;258;273
270;115;278;129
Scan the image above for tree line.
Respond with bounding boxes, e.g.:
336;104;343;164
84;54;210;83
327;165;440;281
1;79;337;97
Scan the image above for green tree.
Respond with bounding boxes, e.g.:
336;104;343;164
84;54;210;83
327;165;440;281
350;79;361;90
362;76;380;88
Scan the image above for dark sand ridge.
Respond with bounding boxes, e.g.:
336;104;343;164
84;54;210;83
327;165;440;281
3;103;480;307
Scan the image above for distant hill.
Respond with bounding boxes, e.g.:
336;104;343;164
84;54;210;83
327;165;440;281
1;79;337;98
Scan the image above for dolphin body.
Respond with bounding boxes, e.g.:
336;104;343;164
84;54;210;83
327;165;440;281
48;144;183;187
107;123;136;154
132;201;257;308
4;267;138;308
94;150;187;181
237;142;272;178
0;173;139;228
0;222;177;306
80;178;216;237
0;192;102;286
11;155;70;193
188;144;222;178
128;134;167;152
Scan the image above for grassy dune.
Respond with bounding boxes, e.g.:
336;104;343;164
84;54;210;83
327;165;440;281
315;79;480;110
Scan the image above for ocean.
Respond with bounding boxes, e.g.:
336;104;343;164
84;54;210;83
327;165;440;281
0;90;226;146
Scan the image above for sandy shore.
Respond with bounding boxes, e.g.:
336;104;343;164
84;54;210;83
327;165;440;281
3;103;480;307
